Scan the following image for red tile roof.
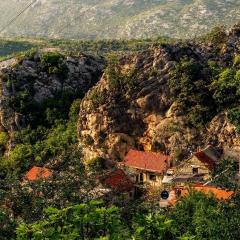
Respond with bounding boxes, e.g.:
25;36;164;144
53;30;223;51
194;151;216;170
122;149;170;174
175;184;234;201
194;146;219;170
25;166;53;181
104;169;134;192
167;185;234;206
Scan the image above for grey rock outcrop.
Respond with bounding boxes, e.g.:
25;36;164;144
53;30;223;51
0;51;105;133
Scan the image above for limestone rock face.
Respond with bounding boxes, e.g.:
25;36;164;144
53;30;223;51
207;112;240;157
78;47;199;161
78;26;240;162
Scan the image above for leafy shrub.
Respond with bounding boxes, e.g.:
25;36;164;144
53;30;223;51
106;54;136;90
24;48;38;60
173;148;184;163
1;96;80;175
169;58;215;127
40;52;68;76
40;52;64;66
16;201;127;240
89;88;106;109
201;26;227;51
0;132;8;146
133;212;173;240
0;208;17;239
228;107;240;133
86;157;106;172
233;55;240;66
208;60;222;77
68;99;81;121
211;68;240;105
7;144;33;171
212;158;238;190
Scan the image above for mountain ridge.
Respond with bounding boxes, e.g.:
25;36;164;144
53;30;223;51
0;0;240;39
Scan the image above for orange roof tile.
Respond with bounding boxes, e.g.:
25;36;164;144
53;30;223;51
104;169;134;192
122;149;170;174
25;166;53;181
181;185;234;200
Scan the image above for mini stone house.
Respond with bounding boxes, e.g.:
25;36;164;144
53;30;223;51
176;146;220;181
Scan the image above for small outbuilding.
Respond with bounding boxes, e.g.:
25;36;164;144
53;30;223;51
25;166;53;181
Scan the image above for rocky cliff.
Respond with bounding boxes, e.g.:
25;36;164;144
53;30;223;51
78;25;240;163
0;50;105;154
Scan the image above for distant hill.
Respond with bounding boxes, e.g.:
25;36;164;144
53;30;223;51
0;0;239;39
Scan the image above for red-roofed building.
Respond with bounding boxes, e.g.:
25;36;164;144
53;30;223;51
179;184;234;200
175;146;220;183
104;169;134;192
25;166;53;181
160;185;234;207
121;149;171;187
103;169;135;201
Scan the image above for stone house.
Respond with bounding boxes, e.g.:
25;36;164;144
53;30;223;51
165;146;220;185
121;149;171;187
178;146;219;175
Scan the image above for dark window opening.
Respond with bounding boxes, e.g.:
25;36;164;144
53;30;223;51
192;167;199;174
139;173;143;183
149;174;157;181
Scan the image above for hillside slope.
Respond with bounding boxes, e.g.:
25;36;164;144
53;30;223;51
0;50;105;174
0;0;239;39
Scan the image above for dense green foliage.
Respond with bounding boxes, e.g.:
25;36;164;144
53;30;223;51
0;96;81;175
212;159;239;190
200;26;228;52
14;191;240;240
0;208;17;239
16;200;126;240
168;51;240;127
170;190;240;240
0;37;170;61
86;157;106;172
228;107;240;132
40;52;68;76
51;38;171;56
169;58;216;127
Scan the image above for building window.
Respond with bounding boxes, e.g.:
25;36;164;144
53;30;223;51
192;167;199;174
136;173;144;183
149;174;157;181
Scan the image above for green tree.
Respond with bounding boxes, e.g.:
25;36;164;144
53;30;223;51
0;207;17;239
212;159;238;190
211;68;240;105
133;213;173;240
16;201;129;240
169;58;215;127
